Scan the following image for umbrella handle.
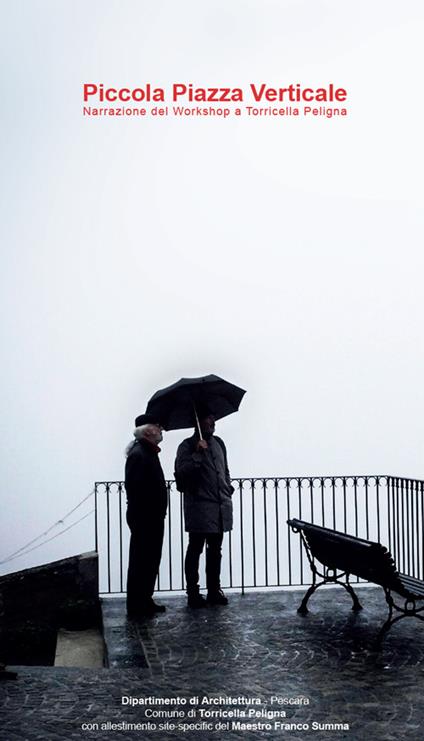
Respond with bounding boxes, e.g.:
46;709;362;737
193;404;204;441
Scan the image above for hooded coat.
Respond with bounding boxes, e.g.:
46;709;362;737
174;434;234;533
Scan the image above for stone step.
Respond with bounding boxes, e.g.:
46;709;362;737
54;628;105;668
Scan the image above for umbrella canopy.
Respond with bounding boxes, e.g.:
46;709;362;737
145;374;246;432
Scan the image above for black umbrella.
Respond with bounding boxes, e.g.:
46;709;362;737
145;374;246;437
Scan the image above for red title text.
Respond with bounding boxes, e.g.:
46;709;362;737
83;83;347;104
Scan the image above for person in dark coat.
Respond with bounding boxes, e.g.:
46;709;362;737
125;413;168;618
174;412;234;608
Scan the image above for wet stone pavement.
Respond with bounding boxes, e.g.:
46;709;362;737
2;587;424;740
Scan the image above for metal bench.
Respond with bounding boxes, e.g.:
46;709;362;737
288;518;424;636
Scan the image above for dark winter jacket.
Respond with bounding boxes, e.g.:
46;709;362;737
125;439;168;530
174;434;234;533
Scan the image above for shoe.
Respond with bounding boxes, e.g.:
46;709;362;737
127;600;166;619
187;593;208;609
206;589;228;605
150;601;166;613
127;608;148;620
0;666;17;680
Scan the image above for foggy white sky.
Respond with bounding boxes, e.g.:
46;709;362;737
1;0;424;575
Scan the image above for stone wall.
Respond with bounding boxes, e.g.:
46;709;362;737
0;552;100;665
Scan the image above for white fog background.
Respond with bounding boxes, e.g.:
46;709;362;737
1;0;424;576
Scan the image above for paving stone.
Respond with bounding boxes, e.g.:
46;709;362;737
1;587;424;739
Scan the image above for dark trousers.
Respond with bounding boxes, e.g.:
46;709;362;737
126;520;164;611
185;532;223;595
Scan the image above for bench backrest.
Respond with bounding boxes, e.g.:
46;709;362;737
288;518;399;588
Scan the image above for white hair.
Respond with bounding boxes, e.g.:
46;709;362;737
125;424;157;456
133;424;152;441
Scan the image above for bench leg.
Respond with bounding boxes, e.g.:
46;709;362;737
341;582;363;612
297;583;320;614
375;611;420;644
297;580;363;614
376;613;399;642
376;589;424;641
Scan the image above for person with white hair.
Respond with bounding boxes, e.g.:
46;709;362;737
125;413;168;618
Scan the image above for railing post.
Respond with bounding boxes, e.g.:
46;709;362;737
94;483;98;553
106;482;111;594
239;479;245;595
118;482;124;593
274;478;280;587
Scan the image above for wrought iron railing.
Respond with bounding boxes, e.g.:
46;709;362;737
94;476;424;595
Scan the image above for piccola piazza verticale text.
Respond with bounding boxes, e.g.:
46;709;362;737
83;82;347;104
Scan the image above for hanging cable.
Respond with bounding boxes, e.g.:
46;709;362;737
0;489;94;564
0;509;95;566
